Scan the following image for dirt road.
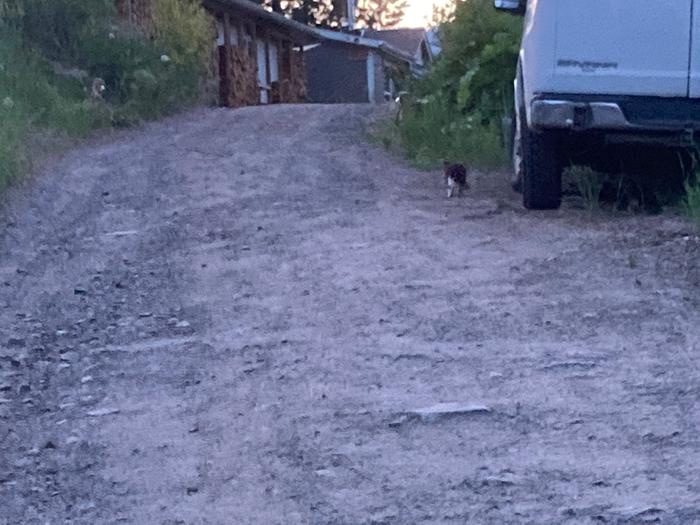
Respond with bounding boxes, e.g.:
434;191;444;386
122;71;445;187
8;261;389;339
1;105;700;524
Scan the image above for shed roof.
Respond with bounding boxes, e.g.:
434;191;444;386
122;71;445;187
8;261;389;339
313;28;414;64
362;28;429;59
203;0;322;45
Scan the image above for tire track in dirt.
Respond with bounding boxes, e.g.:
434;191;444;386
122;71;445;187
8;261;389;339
1;105;699;524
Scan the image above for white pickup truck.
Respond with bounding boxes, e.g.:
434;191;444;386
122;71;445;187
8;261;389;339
495;0;700;209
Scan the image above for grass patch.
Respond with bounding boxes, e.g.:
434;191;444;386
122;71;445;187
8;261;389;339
382;0;519;172
402;107;505;170
366;112;402;152
0;103;30;188
391;97;507;171
0;0;212;188
685;174;700;230
0;37;110;187
566;165;607;212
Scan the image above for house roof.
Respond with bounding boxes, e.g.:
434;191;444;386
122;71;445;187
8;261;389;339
202;0;322;45
313;28;415;65
362;28;430;60
426;27;442;57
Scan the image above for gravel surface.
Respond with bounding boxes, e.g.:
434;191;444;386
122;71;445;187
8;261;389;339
1;104;700;524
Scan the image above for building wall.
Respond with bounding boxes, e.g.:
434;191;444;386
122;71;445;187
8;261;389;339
216;17;307;107
220;45;260;107
305;43;370;103
115;0;308;108
275;51;307;104
372;52;387;104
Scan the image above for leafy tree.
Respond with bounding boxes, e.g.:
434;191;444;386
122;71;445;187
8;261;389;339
263;0;342;27
356;0;408;29
430;0;455;27
418;0;521;124
393;0;523;168
5;0;114;61
272;0;408;29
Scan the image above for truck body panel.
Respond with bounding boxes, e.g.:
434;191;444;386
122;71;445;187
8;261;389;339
690;2;700;97
520;0;697;127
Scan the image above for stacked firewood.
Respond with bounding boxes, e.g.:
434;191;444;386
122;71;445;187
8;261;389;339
270;82;282;104
276;52;306;104
283;51;307;103
226;47;259;107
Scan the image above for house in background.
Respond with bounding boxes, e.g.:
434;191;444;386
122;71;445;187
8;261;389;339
305;29;415;104
362;28;435;75
426;27;442;59
115;0;437;107
303;0;438;104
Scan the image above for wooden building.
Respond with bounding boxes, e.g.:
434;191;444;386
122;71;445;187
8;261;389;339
204;0;321;107
305;29;414;104
362;28;435;76
116;0;321;108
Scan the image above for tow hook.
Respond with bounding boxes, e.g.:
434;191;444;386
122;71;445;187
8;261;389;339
573;105;589;128
566;105;591;130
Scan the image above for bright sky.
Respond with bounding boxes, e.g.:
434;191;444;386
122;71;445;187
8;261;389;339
400;0;449;28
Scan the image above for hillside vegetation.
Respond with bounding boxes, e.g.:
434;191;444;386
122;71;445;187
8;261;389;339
392;0;521;169
0;0;212;187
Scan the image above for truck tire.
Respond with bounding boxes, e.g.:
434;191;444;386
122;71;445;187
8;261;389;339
509;112;523;193
521;113;562;210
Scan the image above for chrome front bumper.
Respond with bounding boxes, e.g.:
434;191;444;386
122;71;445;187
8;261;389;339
530;100;633;131
529;98;700;146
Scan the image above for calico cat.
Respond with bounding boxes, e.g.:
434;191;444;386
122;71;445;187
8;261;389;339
443;161;468;198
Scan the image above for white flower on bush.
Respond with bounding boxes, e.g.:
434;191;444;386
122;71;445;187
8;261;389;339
2;96;14;109
109;32;115;39
160;54;171;63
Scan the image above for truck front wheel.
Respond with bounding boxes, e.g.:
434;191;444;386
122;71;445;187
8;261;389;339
509;112;524;193
521;114;562;210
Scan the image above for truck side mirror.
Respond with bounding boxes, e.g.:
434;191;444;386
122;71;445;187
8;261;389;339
494;0;525;15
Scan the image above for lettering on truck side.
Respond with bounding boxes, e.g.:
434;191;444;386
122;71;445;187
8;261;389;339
557;60;619;73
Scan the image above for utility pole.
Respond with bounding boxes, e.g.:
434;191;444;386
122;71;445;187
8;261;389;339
335;0;356;29
346;0;356;29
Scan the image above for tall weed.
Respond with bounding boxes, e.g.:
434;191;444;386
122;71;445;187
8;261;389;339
398;96;505;170
685;152;700;230
567;165;606;212
152;0;211;69
0;103;29;187
391;0;520;170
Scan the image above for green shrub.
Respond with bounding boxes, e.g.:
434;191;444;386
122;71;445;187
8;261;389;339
0;36;107;134
0;102;29;187
153;0;211;69
398;95;505;169
12;0;114;62
0;0;212;187
392;0;521;169
77;0;210;122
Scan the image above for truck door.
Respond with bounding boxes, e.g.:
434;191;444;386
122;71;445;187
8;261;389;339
553;0;693;98
689;1;700;97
